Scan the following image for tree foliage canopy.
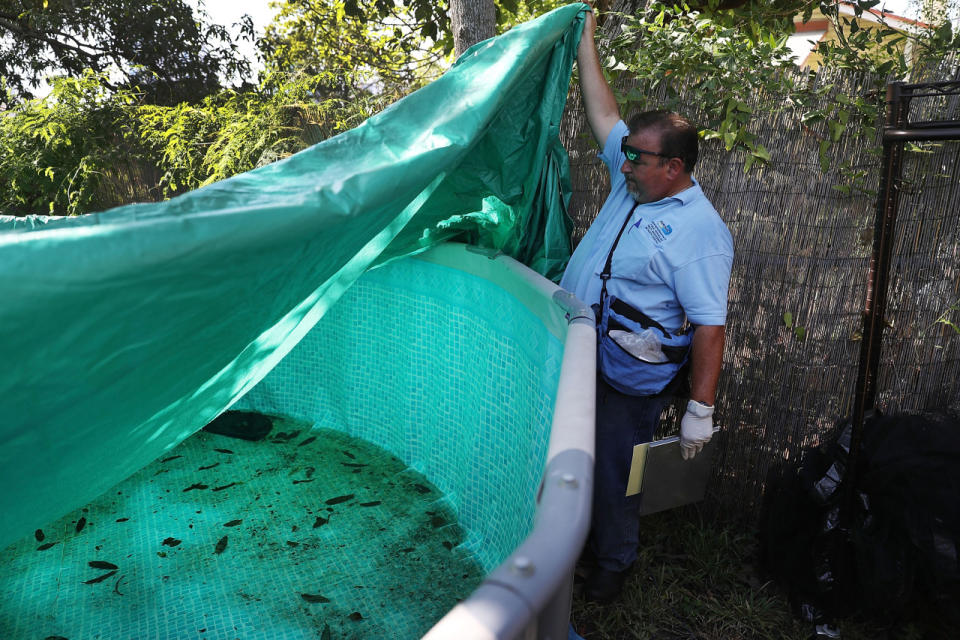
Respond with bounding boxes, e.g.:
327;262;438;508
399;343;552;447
0;71;394;216
4;0;956;218
601;0;958;176
258;0;571;98
259;0;446;98
0;0;255;104
0;0;583;218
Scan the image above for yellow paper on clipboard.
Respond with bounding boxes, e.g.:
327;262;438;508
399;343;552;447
626;442;650;497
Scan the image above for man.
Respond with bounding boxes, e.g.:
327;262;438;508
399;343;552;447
561;6;734;603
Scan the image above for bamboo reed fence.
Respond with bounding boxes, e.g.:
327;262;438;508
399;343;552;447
559;53;960;522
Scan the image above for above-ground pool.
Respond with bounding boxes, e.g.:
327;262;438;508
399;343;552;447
1;243;595;639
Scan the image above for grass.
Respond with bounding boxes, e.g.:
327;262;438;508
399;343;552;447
568;506;936;640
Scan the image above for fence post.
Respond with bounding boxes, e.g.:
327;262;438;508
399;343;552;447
843;81;908;525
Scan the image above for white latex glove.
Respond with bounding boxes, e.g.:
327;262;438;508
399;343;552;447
680;399;715;460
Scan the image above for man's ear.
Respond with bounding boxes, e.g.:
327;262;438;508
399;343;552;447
665;156;684;180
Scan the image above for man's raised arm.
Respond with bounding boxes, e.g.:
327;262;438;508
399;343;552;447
577;6;621;148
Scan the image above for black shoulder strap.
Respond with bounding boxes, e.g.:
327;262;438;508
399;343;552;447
600;202;640;298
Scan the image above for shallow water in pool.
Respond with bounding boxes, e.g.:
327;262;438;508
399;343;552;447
0;414;484;639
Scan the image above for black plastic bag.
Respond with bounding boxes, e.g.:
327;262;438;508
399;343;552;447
759;412;960;634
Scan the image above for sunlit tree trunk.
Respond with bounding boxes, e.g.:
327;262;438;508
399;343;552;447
449;0;496;58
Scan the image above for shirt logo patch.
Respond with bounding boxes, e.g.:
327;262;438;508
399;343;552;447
644;220;673;244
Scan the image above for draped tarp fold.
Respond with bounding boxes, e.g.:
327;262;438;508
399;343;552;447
0;4;587;549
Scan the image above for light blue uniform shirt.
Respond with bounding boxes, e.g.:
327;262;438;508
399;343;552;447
560;120;733;331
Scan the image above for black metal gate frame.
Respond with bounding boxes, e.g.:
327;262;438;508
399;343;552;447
843;80;960;522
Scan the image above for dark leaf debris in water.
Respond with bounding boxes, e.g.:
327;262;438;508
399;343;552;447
293;478;315;484
313;516;328;528
286;540;299;547
400;547;415;553
325;494;355;505
44;636;69;640
305;466;315;478
271;430;300;443
162;537;182;547
212;482;239;492
431;516;447;528
214;535;228;554
300;593;330;603
88;561;118;570
341;450;355;459
114;574;126;596
321;624;332;640
340;462;367;468
298;436;317;447
349;612;363;621
160;455;182;463
116;518;129;522
224;519;242;527
198;463;219;471
183;483;209;492
37;542;57;551
83;570;117;584
442;541;453;550
34;529;44;542
414;483;431;494
360;501;381;507
75;517;87;533
213;448;234;454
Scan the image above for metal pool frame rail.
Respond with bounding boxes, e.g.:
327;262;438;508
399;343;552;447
420;245;596;640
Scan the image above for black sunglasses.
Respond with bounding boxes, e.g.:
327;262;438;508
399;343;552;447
620;137;672;164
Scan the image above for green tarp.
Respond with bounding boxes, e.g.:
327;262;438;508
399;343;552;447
0;4;587;549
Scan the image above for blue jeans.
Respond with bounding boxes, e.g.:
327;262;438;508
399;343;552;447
590;376;668;572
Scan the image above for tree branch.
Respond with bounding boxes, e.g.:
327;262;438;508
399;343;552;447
0;16;111;64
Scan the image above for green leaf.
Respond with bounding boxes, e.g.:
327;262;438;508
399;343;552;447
500;0;520;14
828;120;845;142
751;144;770;162
794;326;807;341
906;142;935;154
783;312;793;329
936;21;953;43
722;129;736;150
819;140;832;172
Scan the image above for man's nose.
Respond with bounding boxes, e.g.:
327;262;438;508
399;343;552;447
621;161;631;174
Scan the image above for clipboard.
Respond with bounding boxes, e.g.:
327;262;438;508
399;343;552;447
625;429;719;516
